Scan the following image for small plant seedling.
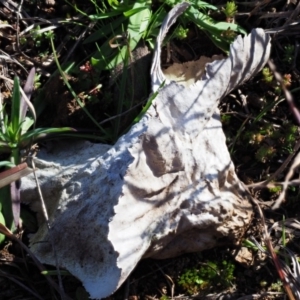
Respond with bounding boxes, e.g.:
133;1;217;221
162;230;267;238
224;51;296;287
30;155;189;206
221;114;231;125
262;67;273;84
29;26;54;48
261;67;292;94
255;145;275;163
223;1;238;23
269;280;283;292
173;25;189;40
268;185;282;194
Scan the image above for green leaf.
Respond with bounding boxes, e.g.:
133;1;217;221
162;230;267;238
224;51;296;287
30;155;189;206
0;186;14;233
21;117;35;134
105;46;128;70
89;7;128;20
84;16;126;44
127;1;151;48
0;210;5;244
41;270;71;276
93;1;152;71
0;161;15;168
197;1;218;10
123;6;149;18
184;4;247;52
107;0;119;7
19;127;77;143
11;77;21;136
143;5;166;41
210;22;246;35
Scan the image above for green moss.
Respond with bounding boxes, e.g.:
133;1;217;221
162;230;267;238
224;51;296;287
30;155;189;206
269;280;283;292
221;114;232;125
178;260;235;295
268;185;282;194
255;145;275;163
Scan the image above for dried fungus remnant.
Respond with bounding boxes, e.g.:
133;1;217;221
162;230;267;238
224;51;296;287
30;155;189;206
21;3;271;299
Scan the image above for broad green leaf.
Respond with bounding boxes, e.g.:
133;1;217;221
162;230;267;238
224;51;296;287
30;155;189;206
84;16;126;44
21;117;34;134
210;22;247;35
105;46;128;70
93;2;151;71
127;1;151;48
91;40;127;70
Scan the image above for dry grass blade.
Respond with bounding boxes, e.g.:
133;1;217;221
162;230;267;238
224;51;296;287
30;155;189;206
249;0;271;17
247;137;300;189
284;1;300;27
0;0;30;21
270;218;300;237
0;269;44;300
249;60;300;199
31;158;66;299
236;292;284;300
0;50;27;74
273;151;300;209
0;223;71;300
0;163;32;189
267;60;300;125
284;248;300;299
20;67;36;124
250;196;296;300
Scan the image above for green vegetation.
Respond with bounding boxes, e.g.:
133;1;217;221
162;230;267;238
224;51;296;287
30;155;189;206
268;185;282;194
80;0;246;71
270;280;283;292
242;123;298;163
178;260;235;295
0;70;97;243
262;67;292;94
222;1;238;21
